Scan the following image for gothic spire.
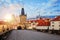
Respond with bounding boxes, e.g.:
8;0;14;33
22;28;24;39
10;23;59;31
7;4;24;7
21;8;25;15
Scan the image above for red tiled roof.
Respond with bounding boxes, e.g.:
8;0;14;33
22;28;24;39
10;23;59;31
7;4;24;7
27;18;50;26
0;21;6;25
35;18;50;26
29;20;36;23
52;16;60;21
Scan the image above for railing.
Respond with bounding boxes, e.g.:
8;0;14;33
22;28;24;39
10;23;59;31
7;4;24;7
0;30;12;40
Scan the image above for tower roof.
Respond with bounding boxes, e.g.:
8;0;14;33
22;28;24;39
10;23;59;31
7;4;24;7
21;8;25;15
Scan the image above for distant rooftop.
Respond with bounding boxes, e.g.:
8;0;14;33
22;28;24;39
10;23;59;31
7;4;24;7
51;16;60;21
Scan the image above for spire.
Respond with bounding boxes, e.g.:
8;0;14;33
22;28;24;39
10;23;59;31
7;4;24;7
21;8;25;15
39;13;40;18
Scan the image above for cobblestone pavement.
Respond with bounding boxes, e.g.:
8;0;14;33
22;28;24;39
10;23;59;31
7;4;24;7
6;30;60;40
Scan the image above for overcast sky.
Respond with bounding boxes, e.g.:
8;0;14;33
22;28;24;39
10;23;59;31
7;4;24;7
0;0;60;20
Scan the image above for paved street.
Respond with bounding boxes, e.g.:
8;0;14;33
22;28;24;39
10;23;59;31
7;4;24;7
6;30;60;40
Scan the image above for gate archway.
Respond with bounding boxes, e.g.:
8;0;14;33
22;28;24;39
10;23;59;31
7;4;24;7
17;26;22;30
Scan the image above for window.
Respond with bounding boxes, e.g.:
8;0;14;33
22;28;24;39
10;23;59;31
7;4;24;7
59;25;60;27
52;25;54;27
52;22;54;24
59;28;60;30
59;22;60;24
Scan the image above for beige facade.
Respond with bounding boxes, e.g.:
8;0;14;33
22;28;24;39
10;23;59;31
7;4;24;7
50;21;60;30
20;15;27;24
19;15;27;29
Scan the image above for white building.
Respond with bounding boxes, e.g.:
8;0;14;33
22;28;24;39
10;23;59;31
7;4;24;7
49;16;60;31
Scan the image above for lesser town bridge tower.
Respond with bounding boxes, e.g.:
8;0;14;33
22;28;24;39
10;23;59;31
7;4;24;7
19;8;27;29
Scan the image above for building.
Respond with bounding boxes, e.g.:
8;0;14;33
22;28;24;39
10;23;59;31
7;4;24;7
50;16;60;31
0;21;7;33
19;8;27;29
35;18;50;31
26;20;38;29
27;18;50;30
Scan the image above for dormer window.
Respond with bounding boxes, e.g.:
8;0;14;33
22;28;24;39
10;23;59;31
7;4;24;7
52;22;54;24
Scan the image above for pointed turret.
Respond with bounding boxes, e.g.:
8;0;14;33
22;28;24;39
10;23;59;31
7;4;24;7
21;8;25;15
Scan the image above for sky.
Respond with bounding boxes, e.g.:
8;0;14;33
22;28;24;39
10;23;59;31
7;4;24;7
0;0;60;20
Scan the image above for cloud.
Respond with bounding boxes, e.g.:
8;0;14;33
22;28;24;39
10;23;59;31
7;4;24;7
50;0;58;2
20;0;23;1
5;0;11;3
24;0;59;18
0;0;59;19
0;3;22;20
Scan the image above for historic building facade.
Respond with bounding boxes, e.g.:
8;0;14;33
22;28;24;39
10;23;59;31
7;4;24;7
19;8;27;29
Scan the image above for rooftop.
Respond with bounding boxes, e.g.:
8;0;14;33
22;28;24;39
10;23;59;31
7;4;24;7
51;16;60;21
